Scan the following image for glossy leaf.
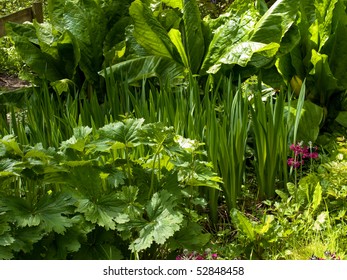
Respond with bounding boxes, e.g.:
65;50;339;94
129;0;178;60
201;0;299;74
100;55;185;85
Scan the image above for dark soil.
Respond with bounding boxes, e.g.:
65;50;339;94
0;73;29;90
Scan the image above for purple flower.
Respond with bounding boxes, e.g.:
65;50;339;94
287;158;302;169
310;152;319;159
288;142;319;168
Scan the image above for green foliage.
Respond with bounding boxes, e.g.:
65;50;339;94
5;0;132;96
0;37;23;75
0;119;219;259
201;0;299;77
286;99;324;143
250;85;291;198
3;0;347;261
216;79;249;210
101;0;204;85
104;0;299;85
0;0;39;16
269;0;347;121
227;164;347;260
230;208;277;259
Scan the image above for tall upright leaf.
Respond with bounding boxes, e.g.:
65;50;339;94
182;0;205;73
129;0;180;61
322;0;347;89
48;0;107;85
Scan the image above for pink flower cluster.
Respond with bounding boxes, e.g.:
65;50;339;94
310;251;341;260
287;142;319;169
176;249;218;260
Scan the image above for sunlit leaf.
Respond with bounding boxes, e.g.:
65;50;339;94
231;208;255;241
312;183;322;212
99;118;144;147
75;193;129;230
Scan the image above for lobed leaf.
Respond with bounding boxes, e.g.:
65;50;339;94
130;190;183;252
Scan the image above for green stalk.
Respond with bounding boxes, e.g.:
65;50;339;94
250;84;287;199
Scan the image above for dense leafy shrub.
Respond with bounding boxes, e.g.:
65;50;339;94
0;119;221;259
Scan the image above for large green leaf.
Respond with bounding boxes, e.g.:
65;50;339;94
309;50;339;105
2;193;73;234
323;0;347;89
100;55;185;85
130;190;183;252
201;0;299;74
168;29;189;68
250;0;298;44
75;194;129;230
182;0;205;73
48;0;107;84
285;100;323;143
129;0;179;60
34;21;80;79
200;0;259;74
0;135;23;156
6;22;76;83
162;0;183;9
282;0;347;116
10;226;46;254
60;126;92;153
99;118;144;147
314;0;339;51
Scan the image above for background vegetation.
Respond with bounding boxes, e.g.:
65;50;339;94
1;0;347;260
